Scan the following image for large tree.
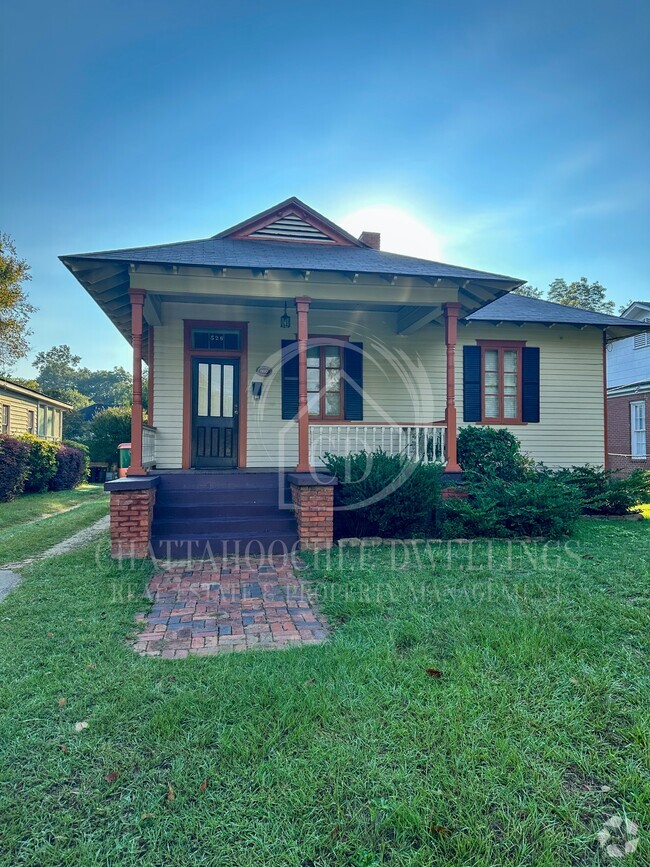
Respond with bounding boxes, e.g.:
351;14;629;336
0;233;36;372
512;283;544;299
33;344;82;395
547;277;615;314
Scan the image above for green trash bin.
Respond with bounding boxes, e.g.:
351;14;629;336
118;442;131;478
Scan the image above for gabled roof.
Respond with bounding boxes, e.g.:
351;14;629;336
465;293;650;339
621;300;650;319
213;197;365;246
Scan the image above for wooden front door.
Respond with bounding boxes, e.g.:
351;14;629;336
191;358;239;468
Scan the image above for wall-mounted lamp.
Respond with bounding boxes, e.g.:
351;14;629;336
251;381;263;400
280;301;291;329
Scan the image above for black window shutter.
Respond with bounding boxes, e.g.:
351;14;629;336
463;345;482;422
344;342;363;420
281;339;299;420
521;347;540;423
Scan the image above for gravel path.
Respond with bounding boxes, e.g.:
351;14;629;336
0;514;110;602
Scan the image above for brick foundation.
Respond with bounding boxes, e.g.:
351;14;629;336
290;480;335;550
607;392;649;476
441;486;468;500
107;486;156;558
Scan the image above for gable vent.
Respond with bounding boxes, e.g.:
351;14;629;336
248;213;336;243
634;332;649;350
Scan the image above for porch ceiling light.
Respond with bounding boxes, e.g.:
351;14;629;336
280;301;291;329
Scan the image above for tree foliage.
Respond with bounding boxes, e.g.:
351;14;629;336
512;283;544;299
0;233;36;372
547;277;615;314
88;406;132;466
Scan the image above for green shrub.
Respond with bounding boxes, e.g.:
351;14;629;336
49;445;87;491
0;435;30;502
323;449;444;538
457;426;534;481
89;407;132;467
540;465;650;515
441;473;581;540
63;439;90;480
18;434;59;493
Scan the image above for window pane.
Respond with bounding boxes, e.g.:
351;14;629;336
485;371;498;388
210;364;222;417
192;329;240;350
504;396;518;418
484;349;498;371
47;408;54;437
504;372;517;389
307;346;320;367
197;364;209;416
307;368;321;391
324;346;341;368
325;393;341;416
485;395;499;417
222;365;234;417
307;393;320;414
504;350;517;373
325;369;341;392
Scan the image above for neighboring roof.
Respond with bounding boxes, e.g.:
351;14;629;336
621;300;650;319
608;379;650;397
0;378;73;410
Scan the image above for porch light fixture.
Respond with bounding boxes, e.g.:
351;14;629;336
280;301;291;329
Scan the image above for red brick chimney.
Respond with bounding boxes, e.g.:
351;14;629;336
359;231;380;250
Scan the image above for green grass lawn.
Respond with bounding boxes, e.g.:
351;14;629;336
0;485;109;565
0;521;648;866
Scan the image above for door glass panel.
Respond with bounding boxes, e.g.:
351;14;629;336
210;364;222;417
307;346;320;367
197;363;209;416
192;329;241;350
222;365;234;417
307;393;320;414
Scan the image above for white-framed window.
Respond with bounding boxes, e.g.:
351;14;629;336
27;409;35;434
1;404;9;434
631;400;647;459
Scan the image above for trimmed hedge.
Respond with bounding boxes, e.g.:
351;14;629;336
62;439;90;481
0;435;30;502
17;434;59;493
50;445;87;491
323;449;444;538
457;426;534;481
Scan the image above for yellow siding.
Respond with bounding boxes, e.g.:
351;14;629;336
0;388;65;441
152;303;604;469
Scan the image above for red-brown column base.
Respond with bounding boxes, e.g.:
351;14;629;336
109;488;156;558
291;483;335;550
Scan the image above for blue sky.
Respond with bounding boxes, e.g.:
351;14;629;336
2;0;649;377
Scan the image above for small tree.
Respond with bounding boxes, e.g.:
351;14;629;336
513;283;544;299
89;407;132;467
0;233;36;372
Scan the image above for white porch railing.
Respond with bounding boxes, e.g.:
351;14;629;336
309;424;446;466
142;425;157;468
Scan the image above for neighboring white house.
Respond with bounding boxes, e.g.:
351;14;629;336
606;301;650;473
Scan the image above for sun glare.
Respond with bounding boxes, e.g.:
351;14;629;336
340;206;445;261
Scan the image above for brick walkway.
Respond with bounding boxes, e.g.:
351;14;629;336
132;558;329;657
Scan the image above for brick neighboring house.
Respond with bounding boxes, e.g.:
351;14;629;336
607;301;650;475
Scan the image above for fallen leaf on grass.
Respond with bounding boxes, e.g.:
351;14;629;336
74;721;89;732
86;663;97;670
104;771;119;783
329;824;341;841
302;678;316;687
47;632;54;638
199;778;208;792
583;554;593;560
60;743;69;754
430;825;452;837
141;813;155;821
166;783;175;801
57;698;67;707
426;669;443;678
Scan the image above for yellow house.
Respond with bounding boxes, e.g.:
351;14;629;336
61;197;650;557
0;378;71;441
